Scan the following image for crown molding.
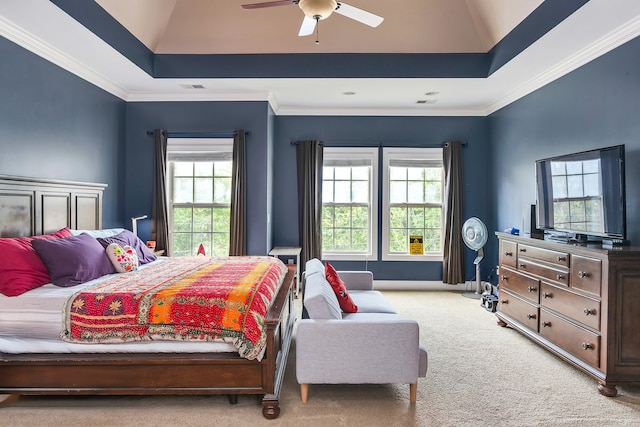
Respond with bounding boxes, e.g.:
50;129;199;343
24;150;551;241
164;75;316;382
125;90;272;102
0;14;129;100
273;106;487;117
486;13;640;115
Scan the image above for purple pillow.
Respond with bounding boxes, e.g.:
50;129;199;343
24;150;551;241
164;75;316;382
31;233;116;287
97;229;157;265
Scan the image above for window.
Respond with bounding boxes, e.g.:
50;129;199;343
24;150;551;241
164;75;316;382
550;158;603;232
321;147;378;260
382;148;443;261
167;138;233;257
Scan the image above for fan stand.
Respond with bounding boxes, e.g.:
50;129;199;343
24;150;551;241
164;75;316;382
462;247;484;299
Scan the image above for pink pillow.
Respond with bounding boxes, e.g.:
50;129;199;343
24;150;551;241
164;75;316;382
0;227;73;296
325;262;358;313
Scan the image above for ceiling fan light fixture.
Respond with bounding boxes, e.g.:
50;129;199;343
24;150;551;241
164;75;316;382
298;0;337;20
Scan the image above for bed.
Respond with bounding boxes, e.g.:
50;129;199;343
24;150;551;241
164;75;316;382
0;175;295;419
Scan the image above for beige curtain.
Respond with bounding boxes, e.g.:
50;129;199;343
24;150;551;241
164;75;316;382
295;140;323;270
151;129;170;254
442;140;465;284
229;130;246;256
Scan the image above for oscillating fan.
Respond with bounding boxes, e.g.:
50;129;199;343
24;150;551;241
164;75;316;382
461;217;488;299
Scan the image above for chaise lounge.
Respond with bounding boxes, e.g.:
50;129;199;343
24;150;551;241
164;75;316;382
296;258;428;403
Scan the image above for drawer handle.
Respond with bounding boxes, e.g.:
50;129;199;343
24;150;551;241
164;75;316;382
543;292;552;299
519;248;526;252
504;251;513;256
582;342;593;350
542;321;551;327
556;274;565;280
501;275;508;281
500;300;508;305
578;271;589;279
527;314;536;320
519;263;526;269
584;308;595;316
557;256;567;262
527;286;537;293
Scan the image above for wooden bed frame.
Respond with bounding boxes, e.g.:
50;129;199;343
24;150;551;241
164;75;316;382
0;175;296;419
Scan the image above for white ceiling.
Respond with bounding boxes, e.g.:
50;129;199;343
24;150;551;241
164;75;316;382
1;0;640;116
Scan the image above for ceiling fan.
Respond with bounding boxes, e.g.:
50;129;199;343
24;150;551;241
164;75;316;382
242;0;384;38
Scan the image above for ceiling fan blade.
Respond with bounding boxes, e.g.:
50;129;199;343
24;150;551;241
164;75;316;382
334;2;383;27
241;0;292;10
298;16;316;36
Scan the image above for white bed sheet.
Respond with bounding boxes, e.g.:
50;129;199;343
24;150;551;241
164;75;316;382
0;258;237;354
0;337;237;354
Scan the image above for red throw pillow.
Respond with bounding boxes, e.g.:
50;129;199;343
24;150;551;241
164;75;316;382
325;262;358;313
0;227;73;296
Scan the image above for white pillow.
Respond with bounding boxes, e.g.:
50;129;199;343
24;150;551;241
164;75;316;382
71;228;126;239
105;243;139;273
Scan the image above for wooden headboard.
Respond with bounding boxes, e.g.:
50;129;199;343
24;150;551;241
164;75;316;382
0;175;107;238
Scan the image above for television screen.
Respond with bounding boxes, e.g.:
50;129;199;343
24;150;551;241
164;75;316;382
535;145;626;240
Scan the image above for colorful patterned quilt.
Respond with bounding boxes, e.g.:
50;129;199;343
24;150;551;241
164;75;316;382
62;256;287;360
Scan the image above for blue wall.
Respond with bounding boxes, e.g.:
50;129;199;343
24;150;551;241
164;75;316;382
123;101;273;255
3;27;639;285
489;36;640;268
0;37;125;228
272;116;493;281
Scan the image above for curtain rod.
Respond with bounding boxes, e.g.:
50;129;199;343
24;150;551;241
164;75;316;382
146;130;248;137
290;140;468;147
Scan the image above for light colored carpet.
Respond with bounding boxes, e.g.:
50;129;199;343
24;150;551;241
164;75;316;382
1;291;639;426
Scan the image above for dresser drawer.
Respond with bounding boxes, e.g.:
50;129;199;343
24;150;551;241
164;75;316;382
518;244;569;268
500;240;517;268
570;255;602;297
498;289;539;332
517;257;569;287
540;282;600;331
499;267;539;304
539;309;600;368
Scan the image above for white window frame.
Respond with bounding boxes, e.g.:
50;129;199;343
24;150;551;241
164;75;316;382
166;138;234;257
382;147;443;262
321;147;378;261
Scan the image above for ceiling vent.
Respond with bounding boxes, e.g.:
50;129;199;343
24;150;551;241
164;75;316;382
416;99;437;104
180;84;206;89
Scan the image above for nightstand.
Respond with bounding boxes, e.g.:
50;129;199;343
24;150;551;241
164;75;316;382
268;246;301;298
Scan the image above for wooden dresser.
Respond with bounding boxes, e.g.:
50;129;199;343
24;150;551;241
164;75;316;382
495;232;640;396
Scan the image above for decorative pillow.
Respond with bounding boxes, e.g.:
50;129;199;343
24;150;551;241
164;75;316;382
197;243;206;256
325;262;358;313
303;274;342;320
105;243;139;273
97;229;157;265
0;227;73;297
305;258;326;278
31;233;116;287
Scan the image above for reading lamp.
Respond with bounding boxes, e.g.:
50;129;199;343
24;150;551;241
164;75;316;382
131;215;147;237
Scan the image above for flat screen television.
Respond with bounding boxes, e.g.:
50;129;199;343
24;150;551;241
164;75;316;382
535;145;626;242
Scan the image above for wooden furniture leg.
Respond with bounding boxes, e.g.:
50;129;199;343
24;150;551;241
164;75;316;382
410;383;417;403
300;384;309;403
597;384;617;397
